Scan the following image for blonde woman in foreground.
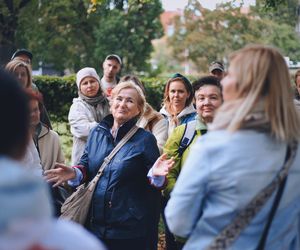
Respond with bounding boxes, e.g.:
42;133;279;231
165;44;300;250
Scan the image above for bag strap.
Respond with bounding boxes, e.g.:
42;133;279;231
177;120;197;157
207;140;298;250
87;125;139;191
255;147;290;250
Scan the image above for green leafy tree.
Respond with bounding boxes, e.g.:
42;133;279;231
256;0;299;26
17;0;97;71
1;0;163;72
0;0;32;64
93;0;163;73
169;0;300;72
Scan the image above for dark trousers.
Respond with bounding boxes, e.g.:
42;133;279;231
161;196;178;250
103;237;147;250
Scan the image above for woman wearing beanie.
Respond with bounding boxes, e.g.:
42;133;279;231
160;73;196;137
69;67;110;165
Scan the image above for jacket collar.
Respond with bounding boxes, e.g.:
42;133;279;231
160;104;196;119
100;114;138;143
34;123;49;141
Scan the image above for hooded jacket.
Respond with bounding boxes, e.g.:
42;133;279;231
160;104;196;136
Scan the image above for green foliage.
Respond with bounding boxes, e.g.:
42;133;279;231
255;0;299;27
17;0;97;71
141;77;166;110
93;0;163;73
52;121;73;165
169;0;300;71
2;0;163;72
34;75;167;122
0;0;32;47
34;75;77;122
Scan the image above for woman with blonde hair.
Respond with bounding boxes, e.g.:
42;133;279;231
46;81;173;250
5;58;52;128
160;73;196;136
165;45;300;250
120;75;168;154
5;59;32;89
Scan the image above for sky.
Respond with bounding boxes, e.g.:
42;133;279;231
162;0;256;11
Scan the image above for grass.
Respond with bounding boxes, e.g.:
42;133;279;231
51;121;72;165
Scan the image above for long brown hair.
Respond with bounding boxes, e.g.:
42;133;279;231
163;74;194;114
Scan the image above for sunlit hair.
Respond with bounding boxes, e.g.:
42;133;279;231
120;75;146;96
5;59;32;89
221;44;300;141
295;69;300;85
163;76;194;112
110;81;146;117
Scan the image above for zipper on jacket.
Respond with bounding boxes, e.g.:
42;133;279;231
108;188;115;208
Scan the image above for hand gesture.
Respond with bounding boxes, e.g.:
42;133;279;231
44;163;76;187
152;153;174;177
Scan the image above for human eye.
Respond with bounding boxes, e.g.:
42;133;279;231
127;98;134;103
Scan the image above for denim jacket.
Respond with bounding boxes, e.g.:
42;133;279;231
166;130;300;250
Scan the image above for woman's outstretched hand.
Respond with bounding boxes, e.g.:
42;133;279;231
152;153;174;177
44;163;76;187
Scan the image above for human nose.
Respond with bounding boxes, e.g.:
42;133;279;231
203;98;211;105
87;81;93;87
119;99;126;107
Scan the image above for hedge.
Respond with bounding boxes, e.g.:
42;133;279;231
34;75;167;122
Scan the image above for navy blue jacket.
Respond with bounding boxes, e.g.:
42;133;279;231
79;115;160;239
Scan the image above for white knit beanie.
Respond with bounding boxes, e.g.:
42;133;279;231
76;67;100;89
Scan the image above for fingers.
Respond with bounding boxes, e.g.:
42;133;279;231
159;153;168;161
52;181;63;188
44;167;61;176
46;176;59;183
54;163;69;169
46;176;64;187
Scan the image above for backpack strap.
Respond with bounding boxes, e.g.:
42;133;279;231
177;120;197;157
